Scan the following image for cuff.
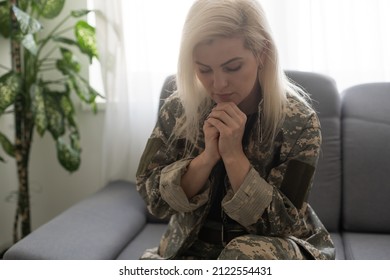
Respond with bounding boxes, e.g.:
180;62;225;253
160;159;210;212
222;167;273;227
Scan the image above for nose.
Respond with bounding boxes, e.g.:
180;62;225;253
212;72;228;92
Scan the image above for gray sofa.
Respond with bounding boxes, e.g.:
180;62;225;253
4;71;390;260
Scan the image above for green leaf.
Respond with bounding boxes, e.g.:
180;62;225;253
60;89;79;129
30;84;47;136
70;131;81;152
91;101;97;114
71;9;92;18
0;154;4;162
0;71;21;115
60;93;74;118
74;20;98;63
56;137;80;172
45;92;65;139
12;5;42;34
53;36;78;46
56;47;81;74
0;1;10;38
0;131;15;158
68;74;98;104
21;33;38;55
34;0;65;19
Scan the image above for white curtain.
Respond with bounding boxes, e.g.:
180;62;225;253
94;0;194;183
95;0;390;184
93;0;132;182
261;0;390;90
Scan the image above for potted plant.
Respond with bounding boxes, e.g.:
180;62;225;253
0;0;101;243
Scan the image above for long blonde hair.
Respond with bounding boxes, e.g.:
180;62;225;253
175;0;310;148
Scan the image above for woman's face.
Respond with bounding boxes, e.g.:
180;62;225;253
193;36;261;113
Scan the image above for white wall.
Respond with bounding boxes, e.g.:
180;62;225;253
0;0;105;251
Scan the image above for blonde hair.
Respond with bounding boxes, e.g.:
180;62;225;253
175;0;310;148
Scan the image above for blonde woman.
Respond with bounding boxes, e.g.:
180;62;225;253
136;0;335;260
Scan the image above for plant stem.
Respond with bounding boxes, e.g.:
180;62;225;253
41;58;57;63
42;78;68;85
14;50;35;242
36;14;72;58
13;94;34;243
53;26;74;36
36;25;74;60
10;0;36;243
39;46;59;64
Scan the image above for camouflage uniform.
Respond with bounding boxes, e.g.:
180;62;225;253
136;92;335;260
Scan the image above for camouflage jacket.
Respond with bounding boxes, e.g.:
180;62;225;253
136;93;335;260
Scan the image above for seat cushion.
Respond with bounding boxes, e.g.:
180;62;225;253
343;232;390;260
116;223;167;260
330;233;345;260
4;181;147;260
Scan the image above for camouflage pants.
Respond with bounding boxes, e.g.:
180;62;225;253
140;234;308;260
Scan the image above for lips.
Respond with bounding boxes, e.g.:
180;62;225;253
214;93;234;101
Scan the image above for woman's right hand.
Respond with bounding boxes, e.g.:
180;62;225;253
180;120;221;198
180;116;221;198
203;119;221;165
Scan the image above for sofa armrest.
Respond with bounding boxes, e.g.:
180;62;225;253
4;181;147;260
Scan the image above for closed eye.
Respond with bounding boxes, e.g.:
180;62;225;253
199;67;212;74
224;64;242;72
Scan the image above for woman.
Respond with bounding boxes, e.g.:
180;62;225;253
136;0;335;260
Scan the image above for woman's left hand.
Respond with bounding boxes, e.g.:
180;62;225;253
206;102;251;191
206;102;247;162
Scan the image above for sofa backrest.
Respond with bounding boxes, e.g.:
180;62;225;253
341;83;390;233
152;71;343;232
285;71;342;232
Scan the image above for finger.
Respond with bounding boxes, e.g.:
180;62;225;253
210;106;246;129
208;110;232;126
204;119;221;134
213;102;246;123
206;117;227;134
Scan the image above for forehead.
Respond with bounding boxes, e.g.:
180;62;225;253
193;36;252;64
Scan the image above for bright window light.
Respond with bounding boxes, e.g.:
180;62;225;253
87;0;105;103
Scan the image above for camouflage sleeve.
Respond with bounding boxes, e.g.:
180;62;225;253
222;113;321;230
136;97;209;219
159;158;210;213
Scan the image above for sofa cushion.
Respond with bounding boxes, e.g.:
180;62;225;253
330;233;345;260
286;71;342;232
116;223;167;259
343;232;390;260
342;83;390;233
4;181;147;260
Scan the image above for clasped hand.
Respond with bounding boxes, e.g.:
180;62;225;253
203;102;247;165
180;102;250;197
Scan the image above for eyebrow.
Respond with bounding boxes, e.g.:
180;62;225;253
195;57;244;68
